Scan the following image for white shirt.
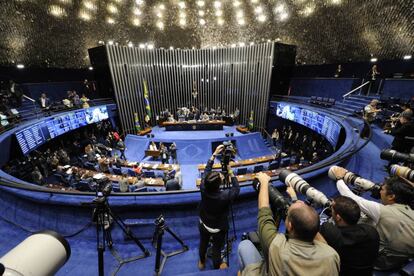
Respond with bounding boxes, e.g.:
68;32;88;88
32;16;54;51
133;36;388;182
336;180;381;224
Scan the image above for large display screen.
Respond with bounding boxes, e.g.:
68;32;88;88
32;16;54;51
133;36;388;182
276;103;342;147
15;106;109;155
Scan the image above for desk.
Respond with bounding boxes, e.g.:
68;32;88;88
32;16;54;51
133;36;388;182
195;165;300;186
144;150;160;158
103;157;178;171
236;126;249;134
67;166;165;187
197;155;276;171
162;120;225;131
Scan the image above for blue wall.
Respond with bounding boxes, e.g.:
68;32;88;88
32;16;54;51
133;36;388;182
289;78;359;100
381;79;414;100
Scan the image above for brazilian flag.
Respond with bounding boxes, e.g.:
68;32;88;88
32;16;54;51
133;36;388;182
134;113;141;133
143;80;152;119
248;110;254;131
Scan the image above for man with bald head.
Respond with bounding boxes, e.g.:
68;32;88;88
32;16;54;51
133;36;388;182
238;172;340;275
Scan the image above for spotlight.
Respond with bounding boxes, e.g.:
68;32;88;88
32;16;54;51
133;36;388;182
217;18;224;25
147;44;154;49
196;0;205;7
233;0;241;7
214;1;222;9
156;21;164;29
178;1;185;9
158;4;165;10
199;18;206;25
139;43;145;48
128;42;134;47
370;57;378;62
108;40;114;45
254;6;263;14
107;17;115;24
133;8;142;15
250;42;254;46
403;55;412;60
135;0;144;6
198;10;205;16
16;64;25;69
231;44;236;48
179;18;186;26
239;42;245;47
257;14;267;22
215;10;223;16
169;46;174;50
237;18;245;25
88;66;93;70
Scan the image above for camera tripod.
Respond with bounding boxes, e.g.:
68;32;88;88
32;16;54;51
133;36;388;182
153;215;188;276
90;194;150;276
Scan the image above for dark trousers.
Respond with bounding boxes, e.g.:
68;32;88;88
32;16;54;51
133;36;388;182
119;150;126;160
199;222;226;269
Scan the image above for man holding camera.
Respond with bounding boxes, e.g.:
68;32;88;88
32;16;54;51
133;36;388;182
238;172;339;275
198;145;240;270
330;166;414;270
320;196;380;275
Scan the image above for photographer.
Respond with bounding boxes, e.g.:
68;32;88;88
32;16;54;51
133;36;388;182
198;145;240;270
389;112;414;153
330;166;414;270
238;172;339;275
320;196;380;275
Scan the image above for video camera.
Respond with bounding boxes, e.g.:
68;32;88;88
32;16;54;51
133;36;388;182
220;141;236;173
380;149;414;164
279;170;332;207
252;178;290;219
328;166;382;199
92;173;112;197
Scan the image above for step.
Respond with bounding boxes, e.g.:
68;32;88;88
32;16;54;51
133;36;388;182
337;102;364;110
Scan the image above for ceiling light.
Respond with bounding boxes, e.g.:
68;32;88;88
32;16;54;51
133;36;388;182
197;0;205;7
179;18;186;26
215;10;223;16
139;43;145;48
257;14;266;22
231;44;236;48
147;44;154;49
199;18;206;25
135;0;144;5
236;10;243;18
16;64;25;69
156;21;164;29
274;4;284;13
133;8;142;15
331;0;341;4
88;66;93;70
233;1;241;7
132;18;141;26
403;55;412;60
108;40;114;45
83;1;97;11
169;46;174;50
159;4;165;10
128;42;134;47
107;4;118;14
214;1;222;9
250;0;258;3
178;1;185;9
79;11;91;21
156;11;163;18
239;42;245;47
237;18;245;25
107;17;115;24
217;18;224;25
198;10;205;16
179;12;186;18
254;6;263;14
48;5;67;17
98;40;104;44
250;42;254;46
279;12;289;21
370;57;378;62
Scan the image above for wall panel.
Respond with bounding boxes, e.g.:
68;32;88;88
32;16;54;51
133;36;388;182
106;43;275;134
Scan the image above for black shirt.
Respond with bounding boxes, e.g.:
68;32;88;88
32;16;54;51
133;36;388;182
390;121;414;153
199;159;240;230
320;221;380;276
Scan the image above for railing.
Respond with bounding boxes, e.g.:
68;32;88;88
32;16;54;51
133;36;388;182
342;81;370;100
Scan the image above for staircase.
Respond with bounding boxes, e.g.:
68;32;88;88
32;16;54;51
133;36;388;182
16;98;43;121
334;94;380;117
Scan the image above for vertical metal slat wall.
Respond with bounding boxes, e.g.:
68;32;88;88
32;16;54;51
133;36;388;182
106;43;275;134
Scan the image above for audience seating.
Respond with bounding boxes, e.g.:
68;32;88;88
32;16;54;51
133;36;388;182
310;96;336;107
144;171;156;178
127;169;136;177
236;167;248;175
253;165;264;173
112;167;122;175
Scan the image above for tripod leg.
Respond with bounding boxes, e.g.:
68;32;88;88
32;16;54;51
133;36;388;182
107;208;149;256
96;212;105;276
165;227;187;248
154;228;163;275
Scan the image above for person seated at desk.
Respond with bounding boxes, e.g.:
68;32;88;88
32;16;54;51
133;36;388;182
118;174;129;193
149;141;158;151
165;167;182;191
132;175;146;190
133;164;142;176
167;115;176;122
85;144;97;162
0;111;9;127
31;166;45;185
80;94;90;108
98;158;110;173
200;113;209;121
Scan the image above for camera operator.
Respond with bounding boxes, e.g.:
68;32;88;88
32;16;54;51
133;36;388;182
198;145;240;270
320;196;380;275
238;172;339;276
389;112;414;153
330;166;414;270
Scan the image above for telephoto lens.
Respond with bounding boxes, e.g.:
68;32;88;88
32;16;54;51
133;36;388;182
390;165;414;181
380;149;414;163
328;166;382;199
0;230;71;276
280;170;331;207
252;178;290;218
